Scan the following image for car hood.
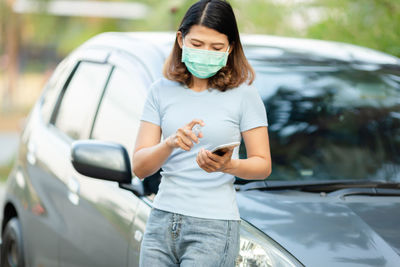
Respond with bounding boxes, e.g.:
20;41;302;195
236;189;400;267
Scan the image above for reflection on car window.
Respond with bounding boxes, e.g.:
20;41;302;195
91;65;149;159
252;66;400;182
54;61;112;140
40;58;71;123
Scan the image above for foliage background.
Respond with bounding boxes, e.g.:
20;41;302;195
0;0;399;110
2;0;399;66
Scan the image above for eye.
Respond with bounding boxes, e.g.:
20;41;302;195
192;43;201;47
213;47;223;51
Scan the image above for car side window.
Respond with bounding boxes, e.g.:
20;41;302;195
52;61;112;140
91;64;149;158
40;57;73;123
91;54;160;197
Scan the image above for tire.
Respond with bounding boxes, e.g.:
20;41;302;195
1;217;25;267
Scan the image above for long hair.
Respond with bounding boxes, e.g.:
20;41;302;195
163;0;255;92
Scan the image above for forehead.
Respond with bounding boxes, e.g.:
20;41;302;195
186;25;228;43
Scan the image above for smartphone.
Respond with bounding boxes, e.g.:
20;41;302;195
210;142;240;156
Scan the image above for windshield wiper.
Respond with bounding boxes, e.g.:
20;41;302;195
328;188;400;198
235;179;400;193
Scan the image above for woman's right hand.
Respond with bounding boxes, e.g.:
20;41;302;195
166;119;205;151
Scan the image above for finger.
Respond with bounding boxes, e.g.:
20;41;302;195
198;149;208;164
199;149;212;168
177;130;194;148
201;149;220;170
196;154;211;172
183;128;199;144
176;136;191;151
224;148;234;158
220;148;234;160
206;150;222;163
207;149;232;171
212;147;235;159
206;157;220;170
196;151;204;165
204;166;213;173
187;119;205;129
219;150;234;166
200;161;213;173
196;154;210;172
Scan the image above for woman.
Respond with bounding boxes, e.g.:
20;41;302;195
132;0;271;266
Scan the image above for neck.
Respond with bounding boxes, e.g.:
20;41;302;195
189;76;209;92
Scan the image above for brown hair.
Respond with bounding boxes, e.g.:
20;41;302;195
163;0;255;92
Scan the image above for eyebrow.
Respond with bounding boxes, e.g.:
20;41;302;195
190;38;225;46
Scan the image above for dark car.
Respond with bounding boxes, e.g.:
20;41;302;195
1;31;400;267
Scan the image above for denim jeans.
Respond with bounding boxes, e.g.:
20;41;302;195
139;207;241;267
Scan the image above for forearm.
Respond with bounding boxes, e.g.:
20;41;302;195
223;156;271;180
132;137;174;180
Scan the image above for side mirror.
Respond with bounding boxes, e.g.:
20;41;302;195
71;140;132;184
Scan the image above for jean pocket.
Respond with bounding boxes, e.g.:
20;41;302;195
145;208;168;231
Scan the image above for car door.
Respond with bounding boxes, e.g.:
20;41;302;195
89;50;154;267
20;54;76;267
100;51;163;266
58;48;154;267
46;55;118;267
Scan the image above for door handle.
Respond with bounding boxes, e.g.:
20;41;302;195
27;141;36;165
68;176;80;194
67;176;80;205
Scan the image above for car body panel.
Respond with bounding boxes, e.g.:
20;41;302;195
79;31;167;81
58;174;140;267
127;199;152;266
237;190;400;266
3;102;68;266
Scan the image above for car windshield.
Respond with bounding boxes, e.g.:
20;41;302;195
244;58;400;183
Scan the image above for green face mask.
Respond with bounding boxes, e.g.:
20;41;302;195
181;36;230;79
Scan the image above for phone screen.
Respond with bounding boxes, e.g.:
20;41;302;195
213;148;229;156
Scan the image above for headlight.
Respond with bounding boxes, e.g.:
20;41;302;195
236;220;304;267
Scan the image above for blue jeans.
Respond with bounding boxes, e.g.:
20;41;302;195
139;207;241;266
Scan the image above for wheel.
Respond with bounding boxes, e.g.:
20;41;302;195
1;217;25;267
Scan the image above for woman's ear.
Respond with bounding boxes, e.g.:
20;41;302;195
228;42;234;54
177;31;183;49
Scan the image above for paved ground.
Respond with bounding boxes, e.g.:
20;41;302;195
0;132;19;166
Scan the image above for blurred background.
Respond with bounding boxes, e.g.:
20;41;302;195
0;0;399;183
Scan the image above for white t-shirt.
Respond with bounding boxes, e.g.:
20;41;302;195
139;77;268;220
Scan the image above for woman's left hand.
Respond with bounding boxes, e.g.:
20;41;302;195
196;148;234;173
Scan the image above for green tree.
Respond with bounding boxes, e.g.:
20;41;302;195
306;0;400;57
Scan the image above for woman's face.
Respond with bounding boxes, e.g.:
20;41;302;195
177;25;232;53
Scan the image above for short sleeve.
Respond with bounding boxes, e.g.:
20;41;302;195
140;82;161;126
239;85;268;132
